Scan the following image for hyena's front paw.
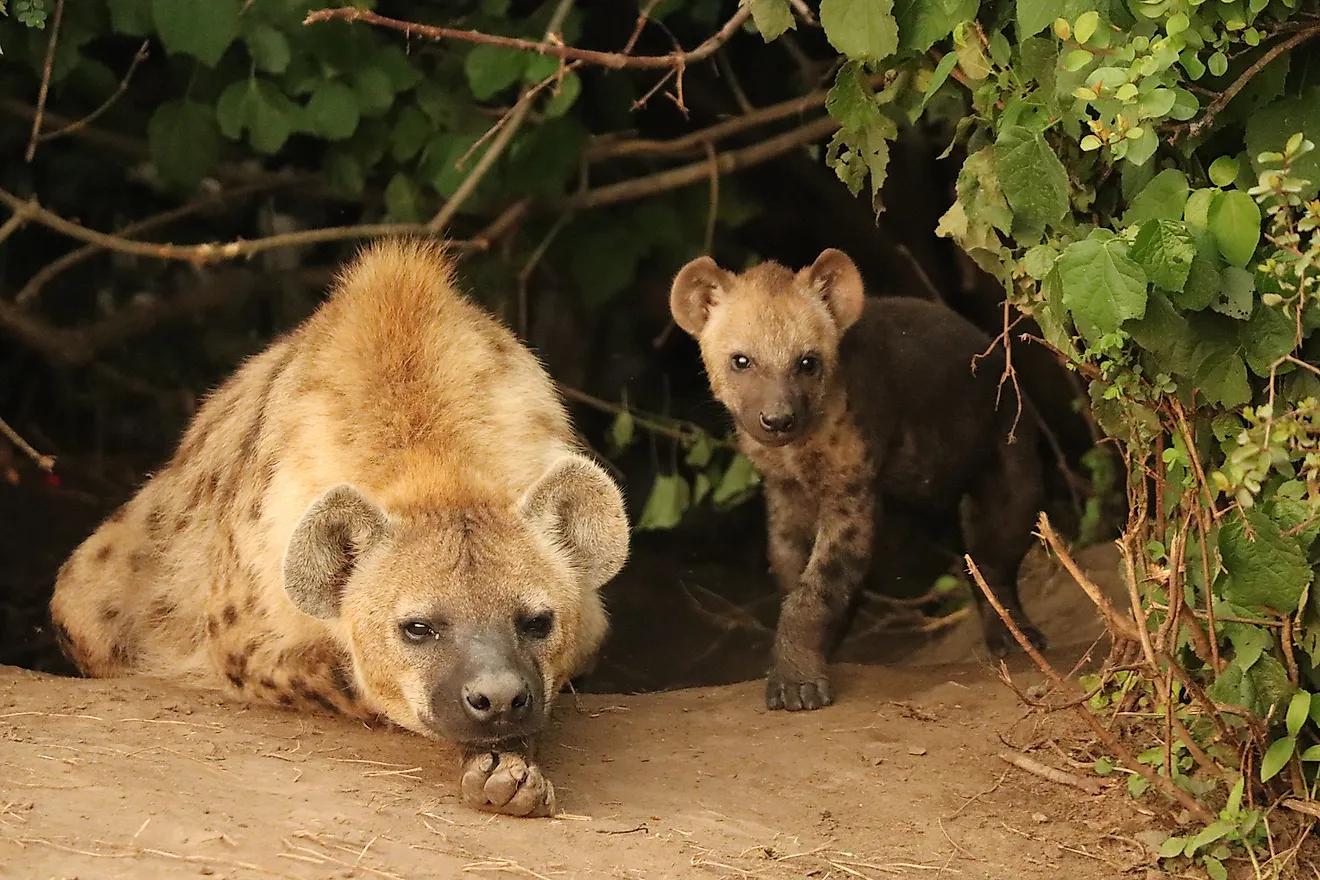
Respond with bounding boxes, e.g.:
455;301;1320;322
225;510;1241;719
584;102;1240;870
460;751;556;818
765;669;832;711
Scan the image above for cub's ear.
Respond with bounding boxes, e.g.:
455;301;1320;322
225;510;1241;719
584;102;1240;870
669;256;732;337
519;454;630;592
805;248;865;332
283;485;389;619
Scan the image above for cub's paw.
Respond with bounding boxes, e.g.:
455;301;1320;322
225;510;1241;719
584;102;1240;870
460;751;556;818
982;615;1048;658
765;671;832;711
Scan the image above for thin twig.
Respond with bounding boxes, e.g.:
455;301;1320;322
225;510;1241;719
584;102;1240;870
1037;513;1141;642
15;180;291;305
0;187;435;264
965;553;1215;824
0;416;56;471
40;40;150;144
1186;25;1320;139
0;197;38;245
997;751;1103;796
428;0;576;233
25;0;65;162
562;116;838;210
305;5;752;70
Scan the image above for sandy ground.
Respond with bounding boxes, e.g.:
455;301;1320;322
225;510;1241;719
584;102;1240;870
0;541;1194;880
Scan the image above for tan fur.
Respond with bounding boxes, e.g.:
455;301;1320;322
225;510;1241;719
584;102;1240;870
51;238;629;753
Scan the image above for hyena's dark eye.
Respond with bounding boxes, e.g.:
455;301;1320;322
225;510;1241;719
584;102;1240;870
518;611;554;640
796;354;821;376
400;620;437;642
730;353;752;371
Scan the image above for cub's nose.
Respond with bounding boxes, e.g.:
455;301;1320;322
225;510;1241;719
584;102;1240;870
759;412;796;433
461;670;533;724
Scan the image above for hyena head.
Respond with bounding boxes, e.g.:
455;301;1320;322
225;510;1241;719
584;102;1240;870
281;454;629;748
669;248;865;448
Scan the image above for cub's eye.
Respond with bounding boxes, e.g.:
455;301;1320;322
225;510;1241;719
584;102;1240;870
518;611;554;640
730;353;752;371
797;354;821;376
400;620;437;643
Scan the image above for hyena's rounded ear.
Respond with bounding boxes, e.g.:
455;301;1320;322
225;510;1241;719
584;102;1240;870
806;248;865;331
519;454;630;592
283;485;389;619
669;256;731;337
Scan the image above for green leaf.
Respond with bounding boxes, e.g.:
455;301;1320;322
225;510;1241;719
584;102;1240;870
1302;745;1320;762
820;0;899;61
1123;169;1189;228
893;0;975;52
826;61;881;131
1126;291;1194;376
1017;0;1092;37
383;173;423;223
920;51;960;111
1093;756;1115;776
147;100;220;190
1211;266;1255;320
1246;90;1320;200
1207;190;1261;268
324;149;364;198
1058;233;1148;340
465;44;529;100
684;434;714;468
1074;10;1098;43
244;24;290;75
1287;693;1312;737
215;78;298;154
608;409;635;454
107;0;152;36
1127;773;1149;798
390;107;431;162
352;68;395;117
542;71;581;118
957;147;1013;236
1208;156;1240;187
306;80;360;141
1203;856;1228;880
1187;316;1251;406
1222;620;1271;671
152;0;241;68
1220;510;1312;613
1129;220;1195;292
747;0;796;41
635;474;691;531
1158;837;1185;859
1261;736;1295;782
995;126;1070;232
712;453;762;509
1023;244;1058;280
1226;775;1245;815
1175;243;1221;311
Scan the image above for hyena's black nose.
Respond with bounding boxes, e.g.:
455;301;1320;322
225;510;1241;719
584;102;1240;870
759;411;796;433
461;670;533;724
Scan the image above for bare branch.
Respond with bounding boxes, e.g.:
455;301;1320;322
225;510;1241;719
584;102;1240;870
40;40;150;144
1184;24;1320;139
15;180;293;306
428;0;576;233
562;116;839;211
26;0;65;162
304;4;751;70
0;415;56;472
0;186;434;264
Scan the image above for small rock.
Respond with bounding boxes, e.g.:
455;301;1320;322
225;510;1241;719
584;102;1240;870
199;867;214;876
1032;813;1048;823
860;745;886;766
907;746;927;757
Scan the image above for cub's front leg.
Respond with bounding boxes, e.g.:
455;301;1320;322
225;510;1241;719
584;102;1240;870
766;488;874;712
460;745;556;818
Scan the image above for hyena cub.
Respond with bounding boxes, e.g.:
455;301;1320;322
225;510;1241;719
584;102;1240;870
51;238;630;817
670;248;1046;711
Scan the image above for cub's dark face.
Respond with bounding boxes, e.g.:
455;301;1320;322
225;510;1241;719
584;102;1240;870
281;456;630;748
668;249;865;448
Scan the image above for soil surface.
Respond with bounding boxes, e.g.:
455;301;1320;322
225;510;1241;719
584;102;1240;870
1;537;1192;880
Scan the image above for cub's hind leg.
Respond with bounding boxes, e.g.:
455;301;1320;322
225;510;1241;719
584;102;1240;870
958;434;1047;657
